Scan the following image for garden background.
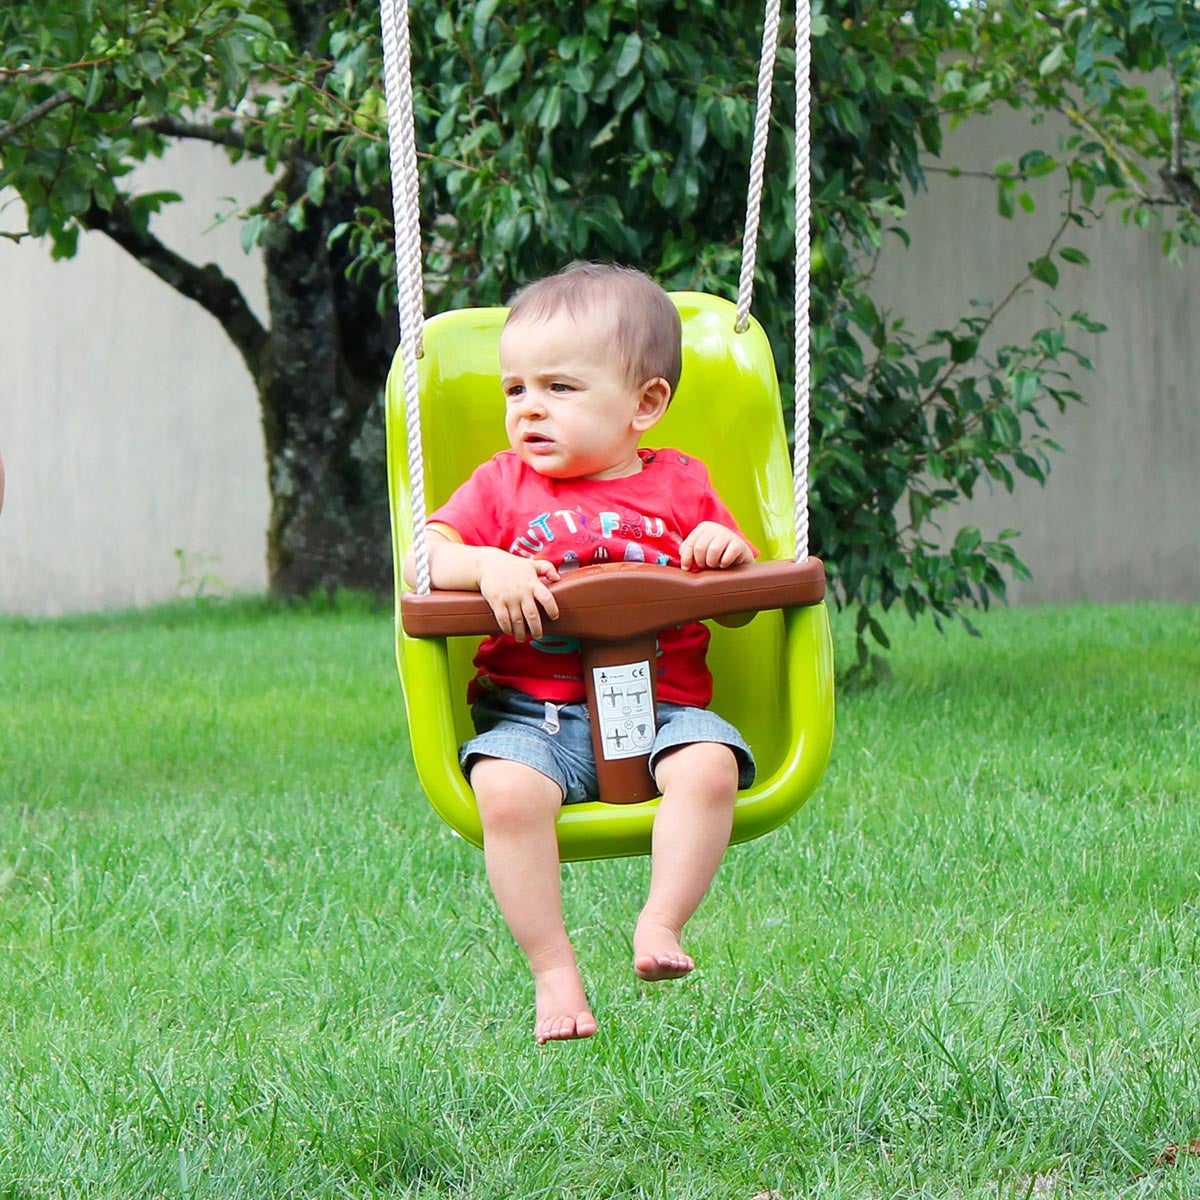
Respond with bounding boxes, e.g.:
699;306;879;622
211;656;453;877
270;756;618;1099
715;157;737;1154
2;4;1198;1195
1;102;1197;617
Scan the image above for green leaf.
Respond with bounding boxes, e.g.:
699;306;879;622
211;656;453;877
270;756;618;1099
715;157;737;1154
1010;370;1040;411
688;100;708;154
240;213;267;255
1018;150;1058;177
645;80;674;122
583;7;611;40
27;202;52;238
305;167;326;206
126;191;183;234
613;32;643;79
831;95;864;138
613;73;644;116
590;114;620;150
867;617;891;649
471;0;502;49
483;45;525;96
581;197;641;257
1029;256;1059;287
562;59;595;93
236;13;277;38
84;66;105;108
997;182;1015;219
949;336;977;364
538;85;562;132
954;526;982;553
1039;43;1067;76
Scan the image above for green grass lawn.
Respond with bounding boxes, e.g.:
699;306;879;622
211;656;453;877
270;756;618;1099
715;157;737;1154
1;597;1198;1199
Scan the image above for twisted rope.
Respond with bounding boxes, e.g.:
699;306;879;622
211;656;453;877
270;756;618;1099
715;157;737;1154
735;0;783;334
735;0;813;563
379;0;431;593
793;1;811;563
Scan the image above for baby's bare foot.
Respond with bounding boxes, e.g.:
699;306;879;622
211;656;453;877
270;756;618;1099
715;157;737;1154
633;921;695;981
533;964;597;1045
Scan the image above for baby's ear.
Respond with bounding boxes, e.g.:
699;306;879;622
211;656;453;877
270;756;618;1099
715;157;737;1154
633;377;672;430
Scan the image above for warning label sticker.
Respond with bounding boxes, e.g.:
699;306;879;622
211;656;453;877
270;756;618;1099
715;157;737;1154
592;660;655;761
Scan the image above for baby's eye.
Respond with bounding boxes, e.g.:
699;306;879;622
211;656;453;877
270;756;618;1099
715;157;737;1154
504;384;525;399
548;382;573;393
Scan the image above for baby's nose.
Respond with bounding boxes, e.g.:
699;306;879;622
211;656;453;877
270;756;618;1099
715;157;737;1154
515;389;547;417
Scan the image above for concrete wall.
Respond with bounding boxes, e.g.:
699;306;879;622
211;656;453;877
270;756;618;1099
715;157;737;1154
871;113;1199;603
0;146;272;616
1;111;1197;617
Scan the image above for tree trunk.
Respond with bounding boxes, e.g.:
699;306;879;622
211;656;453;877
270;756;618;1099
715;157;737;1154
259;188;398;598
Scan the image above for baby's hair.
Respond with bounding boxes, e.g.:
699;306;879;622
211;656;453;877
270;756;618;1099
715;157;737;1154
505;262;682;394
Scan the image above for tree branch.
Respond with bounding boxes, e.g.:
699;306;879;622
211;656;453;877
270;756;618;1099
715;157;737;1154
138;115;249;151
1158;163;1200;215
0;56;116;78
1158;63;1200;216
1168;64;1185;176
81;199;270;380
1061;103;1155;204
0;88;77;144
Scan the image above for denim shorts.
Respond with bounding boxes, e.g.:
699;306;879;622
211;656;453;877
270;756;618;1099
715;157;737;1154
460;689;756;804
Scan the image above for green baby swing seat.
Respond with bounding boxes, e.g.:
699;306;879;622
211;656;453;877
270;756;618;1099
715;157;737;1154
386;292;835;862
379;0;832;860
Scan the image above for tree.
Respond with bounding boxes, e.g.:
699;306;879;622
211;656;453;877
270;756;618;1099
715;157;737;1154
2;1;1197;654
1;0;397;595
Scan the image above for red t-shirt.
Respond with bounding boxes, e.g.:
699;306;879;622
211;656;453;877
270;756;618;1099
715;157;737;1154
429;448;754;706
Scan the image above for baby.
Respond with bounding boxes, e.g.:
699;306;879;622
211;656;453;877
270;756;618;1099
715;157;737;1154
406;263;757;1044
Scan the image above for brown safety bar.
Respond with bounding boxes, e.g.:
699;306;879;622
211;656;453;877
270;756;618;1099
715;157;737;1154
402;558;826;804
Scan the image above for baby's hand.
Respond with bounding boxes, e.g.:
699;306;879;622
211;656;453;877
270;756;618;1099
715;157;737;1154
679;522;755;571
478;552;560;641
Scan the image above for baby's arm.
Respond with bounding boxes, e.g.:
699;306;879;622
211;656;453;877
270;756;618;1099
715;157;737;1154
403;525;560;641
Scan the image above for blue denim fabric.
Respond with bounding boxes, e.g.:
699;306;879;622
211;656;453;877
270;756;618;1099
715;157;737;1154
461;689;756;804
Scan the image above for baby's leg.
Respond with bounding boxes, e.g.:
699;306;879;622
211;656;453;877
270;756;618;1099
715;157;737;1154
470;757;597;1044
634;742;738;981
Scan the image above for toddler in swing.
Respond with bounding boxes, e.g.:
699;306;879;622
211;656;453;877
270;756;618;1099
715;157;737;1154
405;262;757;1044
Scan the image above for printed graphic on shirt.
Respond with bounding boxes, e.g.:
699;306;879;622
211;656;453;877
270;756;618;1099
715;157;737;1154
529;634;581;655
507;507;676;567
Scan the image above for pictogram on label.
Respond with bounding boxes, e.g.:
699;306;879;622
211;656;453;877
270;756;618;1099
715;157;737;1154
592;661;655;760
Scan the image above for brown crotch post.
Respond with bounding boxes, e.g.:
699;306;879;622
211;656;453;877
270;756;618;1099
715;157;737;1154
580;632;661;804
402;558;826;805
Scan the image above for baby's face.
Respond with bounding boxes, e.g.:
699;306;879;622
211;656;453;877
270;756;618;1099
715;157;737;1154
499;311;651;481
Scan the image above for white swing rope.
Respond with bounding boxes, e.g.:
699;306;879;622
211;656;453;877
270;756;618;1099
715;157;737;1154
734;0;782;336
379;0;812;586
735;0;811;564
793;0;812;563
380;0;432;594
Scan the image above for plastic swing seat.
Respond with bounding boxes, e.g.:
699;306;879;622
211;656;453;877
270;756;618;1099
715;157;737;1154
387;291;835;862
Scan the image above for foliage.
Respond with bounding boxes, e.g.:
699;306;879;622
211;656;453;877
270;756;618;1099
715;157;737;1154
2;1;1198;656
942;0;1200;259
0;2;291;258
